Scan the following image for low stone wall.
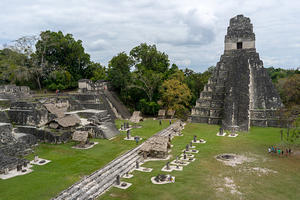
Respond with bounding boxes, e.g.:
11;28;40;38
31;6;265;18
7;102;52;126
0;153;28;173
0;85;31;100
0;111;10;123
16;126;72;143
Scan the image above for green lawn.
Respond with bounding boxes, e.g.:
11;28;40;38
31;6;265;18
1;121;299;200
99;123;300;200
0;119;170;200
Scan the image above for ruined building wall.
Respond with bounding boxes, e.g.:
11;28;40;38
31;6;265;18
191;15;282;132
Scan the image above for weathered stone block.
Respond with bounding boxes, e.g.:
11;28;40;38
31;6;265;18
191;15;282;131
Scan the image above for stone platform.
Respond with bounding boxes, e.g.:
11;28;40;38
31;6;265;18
0;164;33;180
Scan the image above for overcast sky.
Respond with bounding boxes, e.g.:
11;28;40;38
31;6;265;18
0;0;299;72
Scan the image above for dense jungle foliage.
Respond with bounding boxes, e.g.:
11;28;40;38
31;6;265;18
0;31;299;119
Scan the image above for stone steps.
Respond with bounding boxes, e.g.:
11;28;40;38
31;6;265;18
54;146;141;200
103;90;131;119
53;121;182;200
100;116;111;122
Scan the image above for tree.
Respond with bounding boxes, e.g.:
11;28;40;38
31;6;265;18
159;77;192;118
84;62;107;82
35;30;91;87
29;53;44;90
169;69;185;82
282;74;300;105
12;36;38;57
128;43;170;103
130;43;169;73
107;52;133;93
0;36;43;88
0;48;31;85
44;70;73;90
130;69;163;101
184;68;213;106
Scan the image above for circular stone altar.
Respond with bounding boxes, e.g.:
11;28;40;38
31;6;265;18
216;154;236;161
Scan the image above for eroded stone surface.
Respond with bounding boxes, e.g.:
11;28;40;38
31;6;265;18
191;15;282;132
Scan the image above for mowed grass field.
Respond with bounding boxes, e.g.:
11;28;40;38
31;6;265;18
99;123;300;200
0;119;170;200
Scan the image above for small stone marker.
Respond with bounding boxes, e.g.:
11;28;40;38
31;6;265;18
166;162;170;170
168;134;171;142
116;175;121;185
189;141;192;147
17;165;22;171
4;168;9;175
186;144;189;151
176;156;179;163
184;153;187;160
193;135;197;142
127;130;130;139
136;161;139;169
219;128;224;135
34;155;39;162
23;162;27;167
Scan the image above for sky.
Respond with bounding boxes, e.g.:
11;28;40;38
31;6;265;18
0;0;299;72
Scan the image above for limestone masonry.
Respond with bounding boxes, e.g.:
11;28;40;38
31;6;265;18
0;79;132;173
191;15;282;132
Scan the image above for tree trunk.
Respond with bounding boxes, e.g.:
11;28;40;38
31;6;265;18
36;76;42;91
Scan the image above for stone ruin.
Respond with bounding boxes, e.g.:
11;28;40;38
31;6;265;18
78;79;131;120
157;109;166;119
0;79;133;174
140;135;170;159
0;120;35;174
166;110;175;119
130;111;143;123
0;85;31;100
157;109;175;119
72;130;93;148
191;15;283;132
78;79;108;93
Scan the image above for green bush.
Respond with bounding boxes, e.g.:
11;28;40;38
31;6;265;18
138;99;160;116
44;70;74;90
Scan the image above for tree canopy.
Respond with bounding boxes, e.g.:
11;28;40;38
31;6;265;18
1;31;299;119
159;71;192;118
0;31;107;90
35;31;91;87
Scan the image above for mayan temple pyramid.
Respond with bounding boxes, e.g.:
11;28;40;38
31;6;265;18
190;15;282;132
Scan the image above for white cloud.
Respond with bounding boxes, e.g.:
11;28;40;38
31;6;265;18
0;0;299;72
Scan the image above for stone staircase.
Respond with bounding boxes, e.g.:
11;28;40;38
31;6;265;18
102;90;131;119
53;121;182;200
